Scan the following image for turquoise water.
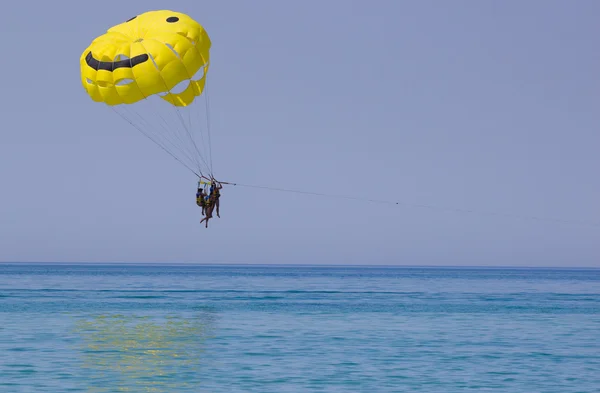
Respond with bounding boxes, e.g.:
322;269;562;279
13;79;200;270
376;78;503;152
1;264;599;392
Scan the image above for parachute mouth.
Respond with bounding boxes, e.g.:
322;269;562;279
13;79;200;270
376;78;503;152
85;51;149;72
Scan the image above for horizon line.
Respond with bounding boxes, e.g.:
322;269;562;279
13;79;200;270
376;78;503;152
0;261;598;270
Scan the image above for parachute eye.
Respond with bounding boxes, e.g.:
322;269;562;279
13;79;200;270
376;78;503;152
166;16;179;23
126;16;137;22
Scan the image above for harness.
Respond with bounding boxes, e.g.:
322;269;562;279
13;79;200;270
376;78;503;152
197;179;221;208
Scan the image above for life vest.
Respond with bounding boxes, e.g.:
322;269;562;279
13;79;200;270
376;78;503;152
196;193;205;207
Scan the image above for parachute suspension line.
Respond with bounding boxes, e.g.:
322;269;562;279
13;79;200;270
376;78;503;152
227;182;600;228
107;106;200;178
153;39;214;179
186;100;193;142
204;79;214;177
142;95;202;172
133;82;200;167
170;99;210;175
114;54;201;176
115;97;200;172
138;40;210;176
181;76;212;178
106;52;203;178
162;45;214;179
194;82;212;177
143;86;203;174
189;96;211;177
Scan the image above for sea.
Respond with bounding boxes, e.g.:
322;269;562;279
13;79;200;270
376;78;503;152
0;263;599;392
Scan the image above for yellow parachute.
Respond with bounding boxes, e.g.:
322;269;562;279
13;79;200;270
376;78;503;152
80;10;215;177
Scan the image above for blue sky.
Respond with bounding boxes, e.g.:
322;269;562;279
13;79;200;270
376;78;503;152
0;0;598;266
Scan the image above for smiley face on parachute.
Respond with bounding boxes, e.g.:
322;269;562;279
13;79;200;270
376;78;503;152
80;10;211;107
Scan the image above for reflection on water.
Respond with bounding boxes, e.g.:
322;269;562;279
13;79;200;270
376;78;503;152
73;313;214;392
